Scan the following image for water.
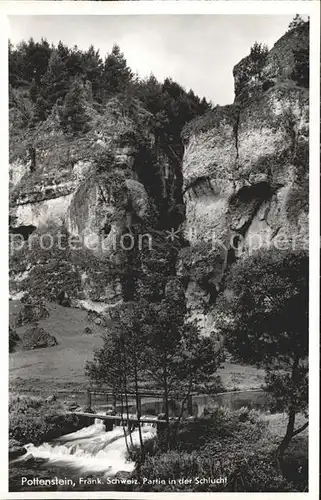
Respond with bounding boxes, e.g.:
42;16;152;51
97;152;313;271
10;419;156;492
9;390;270;492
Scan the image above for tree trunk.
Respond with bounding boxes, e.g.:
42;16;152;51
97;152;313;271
119;390;130;455
134;363;144;456
277;408;296;459
163;368;170;449
276;355;300;459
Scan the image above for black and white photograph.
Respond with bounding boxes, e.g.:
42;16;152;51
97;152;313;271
2;1;319;497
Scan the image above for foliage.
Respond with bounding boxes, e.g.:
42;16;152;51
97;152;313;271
249;42;269;70
130;406;307;492
9;395;84;446
102;44;133;98
9;327;20;353
60;77;92;135
10;222;82;301
291;47;309;88
288;15;306;32
87;292;222;451
181;104;238;142
38;49;70;118
234;42;269;99
216;249;308;457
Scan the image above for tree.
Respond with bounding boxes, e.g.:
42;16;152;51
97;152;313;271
86;301;150;459
216;249;308;459
249;41;269;79
60;77;91;135
39;49;69;116
288;15;306;31
143;298;222;445
81;45;104;101
102;44;133;98
87;286;222;452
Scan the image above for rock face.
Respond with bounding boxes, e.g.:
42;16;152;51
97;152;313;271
180;22;309;334
9;23;308;338
9;97;178;308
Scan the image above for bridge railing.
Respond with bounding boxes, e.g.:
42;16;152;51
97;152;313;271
84;389;195;418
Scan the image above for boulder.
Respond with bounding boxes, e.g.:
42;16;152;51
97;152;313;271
83;326;93;335
66;402;80;411
22;325;58;351
16;298;49;327
56;290;71;307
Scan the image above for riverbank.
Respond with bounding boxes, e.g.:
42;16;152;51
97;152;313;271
9;407;308;493
9;394;92;448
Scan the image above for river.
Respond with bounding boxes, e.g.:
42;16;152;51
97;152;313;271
10;419;156;492
9;390;270;492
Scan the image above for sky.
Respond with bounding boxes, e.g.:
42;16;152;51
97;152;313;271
8;15;296;105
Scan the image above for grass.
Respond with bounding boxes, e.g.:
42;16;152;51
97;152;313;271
9;300;266;395
218;361;265;391
9;302;105;395
9;301;265;396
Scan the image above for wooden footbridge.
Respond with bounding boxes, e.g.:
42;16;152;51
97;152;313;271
67;388;195;432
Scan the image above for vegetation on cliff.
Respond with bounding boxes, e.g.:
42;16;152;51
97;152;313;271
9;17;309;494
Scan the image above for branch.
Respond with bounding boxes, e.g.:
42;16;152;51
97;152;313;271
293;421;309;437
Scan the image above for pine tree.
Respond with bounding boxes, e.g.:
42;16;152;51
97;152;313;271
288;14;306;31
39;49;70;114
60;77;91;135
81;45;104;101
31;95;48;124
103;44;133;97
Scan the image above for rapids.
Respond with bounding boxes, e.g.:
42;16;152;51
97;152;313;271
12;418;156;478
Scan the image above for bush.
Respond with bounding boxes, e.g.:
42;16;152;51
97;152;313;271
21;325;58;351
9;395;85;445
15;298;49;327
135;449;294;492
131;408;303;492
9;327;20;353
174;407;266;453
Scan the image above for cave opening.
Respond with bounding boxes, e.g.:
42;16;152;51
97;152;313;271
9;224;36;241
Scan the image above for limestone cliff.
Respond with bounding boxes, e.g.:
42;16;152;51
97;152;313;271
9;97;182;308
9;23;309;332
179;22;309;334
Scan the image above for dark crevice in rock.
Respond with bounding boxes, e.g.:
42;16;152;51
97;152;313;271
9;224;36;241
233;108;241;161
229;182;273;236
101;222;112;237
183;176;214;196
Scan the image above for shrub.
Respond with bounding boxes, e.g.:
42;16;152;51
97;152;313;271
135;449;294;492
21;325;58;351
9;327;20;353
9;395;85;445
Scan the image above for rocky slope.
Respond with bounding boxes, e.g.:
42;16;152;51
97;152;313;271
179;22;309;333
9;22;309;337
9;95;182;310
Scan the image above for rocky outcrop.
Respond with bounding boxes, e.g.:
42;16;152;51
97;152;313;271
15;298;50;327
22;325;58;350
180;22;309;334
9;96;180;308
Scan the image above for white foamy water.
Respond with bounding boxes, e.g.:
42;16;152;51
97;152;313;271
16;419;156;477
